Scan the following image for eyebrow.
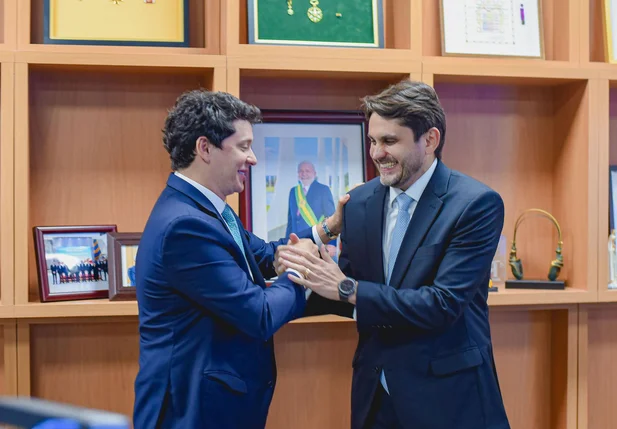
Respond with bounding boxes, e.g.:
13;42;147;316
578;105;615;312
368;133;398;140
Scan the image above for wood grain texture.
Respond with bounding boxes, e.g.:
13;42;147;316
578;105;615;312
436;82;589;292
25;67;211;302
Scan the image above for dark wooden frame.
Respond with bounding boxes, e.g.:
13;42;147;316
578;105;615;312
43;0;190;47
107;232;142;301
239;109;375;231
33;225;117;302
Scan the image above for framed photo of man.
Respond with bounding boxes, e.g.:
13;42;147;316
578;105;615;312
240;110;375;261
107;232;141;301
33;225;117;302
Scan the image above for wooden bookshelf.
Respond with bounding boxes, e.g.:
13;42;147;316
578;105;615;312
0;0;614;428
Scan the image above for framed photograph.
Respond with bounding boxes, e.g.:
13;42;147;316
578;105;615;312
247;0;384;48
440;0;544;58
33;225;117;302
240;110;375;262
107;232;141;301
610;166;617;231
43;0;189;47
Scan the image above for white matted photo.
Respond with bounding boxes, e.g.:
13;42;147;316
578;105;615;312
440;0;543;58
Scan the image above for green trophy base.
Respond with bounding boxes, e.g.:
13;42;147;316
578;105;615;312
505;279;566;290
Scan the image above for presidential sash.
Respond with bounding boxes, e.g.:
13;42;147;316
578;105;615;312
294;184;324;227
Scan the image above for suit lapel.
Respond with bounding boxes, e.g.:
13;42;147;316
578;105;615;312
365;184;388;284
166;173;262;285
389;161;449;288
239;223;266;288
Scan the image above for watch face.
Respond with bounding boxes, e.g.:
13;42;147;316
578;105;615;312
339;278;355;293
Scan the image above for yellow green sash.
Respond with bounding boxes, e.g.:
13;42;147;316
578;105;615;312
294;184;324;227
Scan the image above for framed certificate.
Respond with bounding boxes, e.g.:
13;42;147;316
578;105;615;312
44;0;189;47
440;0;544;58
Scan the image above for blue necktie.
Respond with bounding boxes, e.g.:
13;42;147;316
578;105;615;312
387;193;413;285
222;205;246;258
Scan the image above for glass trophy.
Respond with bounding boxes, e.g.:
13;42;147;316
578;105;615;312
490;235;507;292
609;230;617;290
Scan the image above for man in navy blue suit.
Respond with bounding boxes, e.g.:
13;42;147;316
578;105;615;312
132;90;323;429
285;161;337;257
279;80;511;429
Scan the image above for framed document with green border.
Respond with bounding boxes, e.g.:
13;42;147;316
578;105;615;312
248;0;384;48
43;0;189;47
440;0;544;58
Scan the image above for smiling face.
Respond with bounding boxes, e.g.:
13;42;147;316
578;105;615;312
298;162;316;187
368;113;438;191
207;119;257;199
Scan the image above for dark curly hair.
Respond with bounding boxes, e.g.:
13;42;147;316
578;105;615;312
162;89;262;170
361;80;446;159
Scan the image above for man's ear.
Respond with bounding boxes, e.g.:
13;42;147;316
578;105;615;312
424;127;441;156
195;136;212;163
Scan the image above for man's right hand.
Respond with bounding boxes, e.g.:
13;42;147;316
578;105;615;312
274;234;318;276
321;183;364;239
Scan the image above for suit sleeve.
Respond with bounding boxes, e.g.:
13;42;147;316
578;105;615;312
245;227;313;280
355;190;504;332
162;215;306;341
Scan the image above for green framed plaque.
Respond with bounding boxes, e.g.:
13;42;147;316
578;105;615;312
248;0;384;48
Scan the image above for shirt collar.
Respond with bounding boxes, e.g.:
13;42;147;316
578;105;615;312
388;158;438;208
174;171;227;215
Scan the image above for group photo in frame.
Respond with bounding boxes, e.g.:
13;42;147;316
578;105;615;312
107;232;141;301
33;225;117;302
240;110;374;262
440;0;544;58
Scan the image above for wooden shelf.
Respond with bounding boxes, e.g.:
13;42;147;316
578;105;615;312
228;45;419;75
423;57;595;85
13;301;137;319
488;288;595;306
15;49;225;70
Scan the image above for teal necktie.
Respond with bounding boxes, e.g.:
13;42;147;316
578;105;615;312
222;205;246;258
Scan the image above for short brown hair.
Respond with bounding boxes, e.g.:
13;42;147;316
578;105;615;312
361;80;446;159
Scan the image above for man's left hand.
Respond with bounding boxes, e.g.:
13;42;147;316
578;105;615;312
278;244;347;301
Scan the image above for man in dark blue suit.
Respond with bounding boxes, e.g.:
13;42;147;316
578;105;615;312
285;161;336;255
132;90;320;429
279;80;511;429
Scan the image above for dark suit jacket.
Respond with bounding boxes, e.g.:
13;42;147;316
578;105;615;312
330;160;510;429
132;173;310;429
285;180;335;237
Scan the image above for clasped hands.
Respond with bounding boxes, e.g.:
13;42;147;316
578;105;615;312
272;192;354;302
274;234;346;302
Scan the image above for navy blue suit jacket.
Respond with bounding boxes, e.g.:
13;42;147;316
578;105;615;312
285;180;335;237
133;173;310;429
336;160;511;429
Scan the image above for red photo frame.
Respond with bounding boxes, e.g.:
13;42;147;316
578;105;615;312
33;225;117;302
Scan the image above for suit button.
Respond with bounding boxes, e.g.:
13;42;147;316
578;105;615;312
268;381;274;388
373;366;380;373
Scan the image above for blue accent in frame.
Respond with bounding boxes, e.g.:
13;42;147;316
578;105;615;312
43;0;190;48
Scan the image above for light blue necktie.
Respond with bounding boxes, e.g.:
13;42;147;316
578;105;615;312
381;192;414;395
386;193;414;286
222;205;246;258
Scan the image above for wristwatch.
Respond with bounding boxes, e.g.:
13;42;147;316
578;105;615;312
321;217;338;240
338;277;357;302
